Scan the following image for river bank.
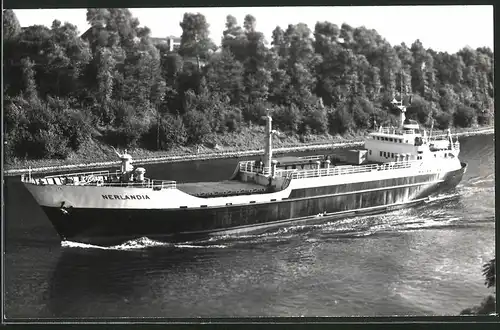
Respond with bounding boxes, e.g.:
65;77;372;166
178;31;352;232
4;125;494;176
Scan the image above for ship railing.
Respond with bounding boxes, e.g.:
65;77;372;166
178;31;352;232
97;179;177;189
273;160;425;179
299;155;325;161
22;170;177;189
240;160;255;173
239;159;427;180
377;127;397;135
21;169;116;185
372;127;417;136
239;161;272;175
44;170;115;179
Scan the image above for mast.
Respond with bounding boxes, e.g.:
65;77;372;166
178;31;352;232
263;110;280;176
391;96;407;129
263;113;273;172
391;70;409;129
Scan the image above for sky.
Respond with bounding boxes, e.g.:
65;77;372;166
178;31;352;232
13;6;493;54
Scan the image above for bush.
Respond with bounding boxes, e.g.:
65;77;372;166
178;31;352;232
434;111;453;130
223;106;243;133
351;97;372;129
477;110;493;126
142;113;188;150
3;95;78;159
272;104;301;132
300;106;328;135
103;116;148;148
110;99;136;128
57;109;92;151
454;105;476;128
406;95;432;125
33;128;71;159
242;101;268;124
329;105;355;135
183;109;212;145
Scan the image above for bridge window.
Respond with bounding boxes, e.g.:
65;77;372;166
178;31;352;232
380;151;383;157
391;153;394;158
369;150;372;155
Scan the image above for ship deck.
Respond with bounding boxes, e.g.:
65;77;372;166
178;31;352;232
176;180;268;198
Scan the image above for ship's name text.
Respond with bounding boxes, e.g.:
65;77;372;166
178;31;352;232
102;194;150;200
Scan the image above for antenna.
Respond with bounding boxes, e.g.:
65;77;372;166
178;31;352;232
400;70;403;101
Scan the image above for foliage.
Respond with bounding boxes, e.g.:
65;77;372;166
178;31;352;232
183;109;212;145
454;105;476;128
272;104;302;132
482;258;496;289
460;257;496;315
103;116;149;148
142;113;188;150
3;9;21;41
3;9;494;161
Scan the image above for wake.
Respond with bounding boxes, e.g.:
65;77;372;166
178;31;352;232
61;236;228;251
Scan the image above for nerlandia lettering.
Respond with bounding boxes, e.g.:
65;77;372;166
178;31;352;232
102;195;150;200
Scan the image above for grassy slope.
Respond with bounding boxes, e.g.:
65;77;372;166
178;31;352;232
4;124;494;172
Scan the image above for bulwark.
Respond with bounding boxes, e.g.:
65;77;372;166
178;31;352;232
102;195;151;200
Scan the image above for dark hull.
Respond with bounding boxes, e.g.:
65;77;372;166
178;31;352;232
40;163;467;246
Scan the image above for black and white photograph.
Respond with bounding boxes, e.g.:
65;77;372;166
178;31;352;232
3;4;495;321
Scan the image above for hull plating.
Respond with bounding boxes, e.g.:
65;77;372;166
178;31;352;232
38;163;466;245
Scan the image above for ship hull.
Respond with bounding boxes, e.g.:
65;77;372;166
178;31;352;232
36;162;467;246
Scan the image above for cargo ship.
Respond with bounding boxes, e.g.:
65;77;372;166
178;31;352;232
21;97;467;245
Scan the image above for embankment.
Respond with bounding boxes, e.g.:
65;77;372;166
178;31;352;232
4;126;494;177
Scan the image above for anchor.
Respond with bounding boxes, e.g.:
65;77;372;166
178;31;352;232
60;201;73;215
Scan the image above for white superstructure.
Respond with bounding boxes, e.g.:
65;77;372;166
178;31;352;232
364;97;460;166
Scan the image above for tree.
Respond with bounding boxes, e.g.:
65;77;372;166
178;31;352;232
454;105;476;128
221;15;247;62
483;258;496;289
179;13;216;66
461;257;496;315
183;108;212;145
3;10;495;162
205;48;244;103
3;9;21;41
406;94;432;125
95;46;116;124
283;23;320;106
20;57;38;100
241;15;272;104
49;21;92;97
143;113;187;150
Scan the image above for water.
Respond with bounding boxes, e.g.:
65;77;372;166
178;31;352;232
4;134;495;319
